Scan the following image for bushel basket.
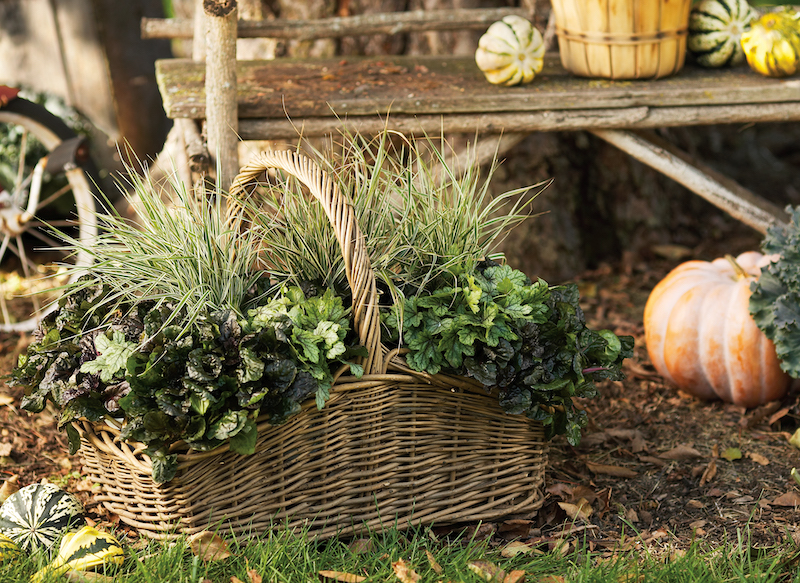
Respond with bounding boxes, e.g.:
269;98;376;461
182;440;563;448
76;150;548;540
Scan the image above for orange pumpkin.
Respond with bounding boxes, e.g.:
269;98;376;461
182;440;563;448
643;251;790;408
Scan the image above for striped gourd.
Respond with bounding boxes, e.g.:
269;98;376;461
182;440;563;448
688;0;758;67
741;9;800;77
32;525;124;583
0;483;85;553
475;15;545;86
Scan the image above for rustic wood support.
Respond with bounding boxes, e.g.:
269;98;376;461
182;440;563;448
204;0;239;191
141;7;528;40
234;102;800;140
175;118;209;174
590;129;789;234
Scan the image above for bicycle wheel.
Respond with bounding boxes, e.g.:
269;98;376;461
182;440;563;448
0;96;97;332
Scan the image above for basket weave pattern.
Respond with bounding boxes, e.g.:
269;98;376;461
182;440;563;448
550;0;692;79
76;151;548;540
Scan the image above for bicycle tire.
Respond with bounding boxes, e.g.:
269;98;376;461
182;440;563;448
0;96;98;332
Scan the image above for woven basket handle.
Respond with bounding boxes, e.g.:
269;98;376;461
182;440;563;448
227;149;383;375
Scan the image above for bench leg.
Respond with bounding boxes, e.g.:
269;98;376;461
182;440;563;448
590;129;789;234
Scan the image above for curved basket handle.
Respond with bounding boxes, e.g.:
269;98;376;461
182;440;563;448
228;149;383;375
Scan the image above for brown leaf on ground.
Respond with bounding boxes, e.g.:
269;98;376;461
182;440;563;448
425;550;443;574
246;570;262;583
748;452;770;466
392;559;420;583
0;474;19;503
348;538;373;554
468;560;506;582
188;531;233;562
585;461;638;478
772;492;800;507
500;541;536;558
658;444;704;460
503;570;527;583
700;459;717;486
319;571;366;582
558;499;593;521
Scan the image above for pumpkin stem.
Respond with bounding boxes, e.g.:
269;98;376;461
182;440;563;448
725;254;749;280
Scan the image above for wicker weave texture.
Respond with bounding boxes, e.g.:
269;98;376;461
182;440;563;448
550;0;692;79
79;378;547;540
77;150;548;539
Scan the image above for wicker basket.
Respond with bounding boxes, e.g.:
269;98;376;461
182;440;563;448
550;0;692;79
76;150;548;540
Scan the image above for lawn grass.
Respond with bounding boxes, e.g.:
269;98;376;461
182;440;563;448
4;521;800;583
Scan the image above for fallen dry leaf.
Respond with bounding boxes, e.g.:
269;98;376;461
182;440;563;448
658;444;704;460
700;459;717;486
468;560;506;582
503;570;526;583
772;492;800;507
319;571;366;582
392;559;420;583
348;538;374;554
246;569;262;583
747;452;770;466
558;499;593;521
0;474;19;503
425;550;443;574
188;531;233;562
500;541;535;558
788;428;800;450
0;443;12;457
585;461;638;478
0;394;13;407
768;406;791;426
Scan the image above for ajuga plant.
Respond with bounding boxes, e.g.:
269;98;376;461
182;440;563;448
10;161;366;483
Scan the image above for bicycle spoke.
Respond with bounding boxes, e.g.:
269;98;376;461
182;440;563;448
35;183;72;212
0;233;10;264
0;292;9;325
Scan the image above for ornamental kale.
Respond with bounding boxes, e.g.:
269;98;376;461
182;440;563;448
750;205;800;377
384;262;633;445
11;280;362;483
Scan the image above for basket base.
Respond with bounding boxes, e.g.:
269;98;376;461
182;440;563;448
78;379;549;540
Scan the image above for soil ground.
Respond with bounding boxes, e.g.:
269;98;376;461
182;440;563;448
2;226;800;554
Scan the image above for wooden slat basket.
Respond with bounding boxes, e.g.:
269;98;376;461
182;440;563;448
76;150;548;540
550;0;693;79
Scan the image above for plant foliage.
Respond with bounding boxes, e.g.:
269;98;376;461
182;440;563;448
750;205;800;377
11;281;363;483
383;261;633;444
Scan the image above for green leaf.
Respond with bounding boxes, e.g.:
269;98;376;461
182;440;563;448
228;416;258;455
80;331;137;382
208;410;248;441
148;447;179;484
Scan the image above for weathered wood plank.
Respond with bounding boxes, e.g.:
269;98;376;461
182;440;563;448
235;102;800;139
141;8;530;40
156;54;800;122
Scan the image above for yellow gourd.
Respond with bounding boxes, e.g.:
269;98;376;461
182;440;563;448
741;9;800;77
475;16;545;86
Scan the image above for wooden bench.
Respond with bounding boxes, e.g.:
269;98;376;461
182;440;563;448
144;5;799;234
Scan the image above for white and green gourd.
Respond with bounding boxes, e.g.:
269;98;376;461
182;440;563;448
688;0;759;67
0;483;85;553
475;15;545;86
32;525;124;582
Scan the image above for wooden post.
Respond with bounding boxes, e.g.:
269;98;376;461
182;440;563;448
204;0;239;192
